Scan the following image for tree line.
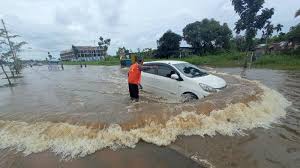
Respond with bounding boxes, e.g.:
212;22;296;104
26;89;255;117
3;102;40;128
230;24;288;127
155;0;299;58
157;19;232;58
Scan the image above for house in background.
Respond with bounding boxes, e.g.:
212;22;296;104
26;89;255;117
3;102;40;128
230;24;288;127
255;44;267;58
268;41;289;53
255;41;295;56
179;40;194;58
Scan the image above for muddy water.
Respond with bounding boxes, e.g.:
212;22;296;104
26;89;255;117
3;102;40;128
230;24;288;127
171;68;300;168
0;65;298;167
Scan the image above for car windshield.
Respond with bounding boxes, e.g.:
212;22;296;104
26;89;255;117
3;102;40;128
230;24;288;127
173;63;208;78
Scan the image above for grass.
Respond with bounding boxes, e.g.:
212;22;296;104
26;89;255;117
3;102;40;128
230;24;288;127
63;52;300;70
179;52;246;67
144;52;247;68
252;54;300;70
150;52;300;70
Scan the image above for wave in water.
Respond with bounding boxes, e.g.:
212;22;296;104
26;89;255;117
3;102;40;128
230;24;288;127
0;82;291;159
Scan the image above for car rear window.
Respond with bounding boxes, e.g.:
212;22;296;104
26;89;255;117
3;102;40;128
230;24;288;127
143;63;157;75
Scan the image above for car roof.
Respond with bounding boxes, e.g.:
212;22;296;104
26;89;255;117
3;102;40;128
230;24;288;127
144;60;187;65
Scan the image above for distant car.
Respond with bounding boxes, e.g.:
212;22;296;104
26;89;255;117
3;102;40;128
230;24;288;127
141;61;227;101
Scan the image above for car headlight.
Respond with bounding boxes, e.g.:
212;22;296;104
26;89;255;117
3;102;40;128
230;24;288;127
199;83;217;92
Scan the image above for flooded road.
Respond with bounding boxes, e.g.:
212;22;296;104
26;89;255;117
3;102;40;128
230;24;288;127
0;65;298;168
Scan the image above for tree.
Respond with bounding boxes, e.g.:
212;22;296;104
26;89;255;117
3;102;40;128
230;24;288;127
156;30;182;58
1;42;26;76
262;21;274;46
275;24;283;34
71;45;82;66
142;48;154;58
233;35;247;52
0;59;12;86
295;9;300;18
116;47;129;59
216;23;232;50
262;22;284;46
270;32;286;43
263;23;283;38
263;21;274;37
71;45;79;59
183;19;232;54
47;52;53;60
0;22;26;75
98;36;111;60
231;0;274;51
0;43;12;85
286;24;300;45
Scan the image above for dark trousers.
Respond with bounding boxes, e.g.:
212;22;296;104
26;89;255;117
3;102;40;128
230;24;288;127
128;83;139;100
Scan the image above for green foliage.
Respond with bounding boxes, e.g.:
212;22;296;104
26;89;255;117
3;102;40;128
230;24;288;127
275;24;283;34
150;52;300;70
157;30;182;58
0;28;26;75
116;47;129;57
71;45;79;59
254;54;300;69
269;24;299;44
64;52;300;70
183;19;232;54
232;35;248;51
286;24;300;43
148;52;246;67
13;58;23;73
270;32;286;43
261;22;283;46
104;56;119;62
231;0;274;50
140;48;156;58
262;21;274;40
98;36;111;58
180;52;245;66
295;9;300;18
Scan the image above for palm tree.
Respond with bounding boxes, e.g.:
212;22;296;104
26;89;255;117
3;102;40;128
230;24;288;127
296;9;300;18
275;24;283;35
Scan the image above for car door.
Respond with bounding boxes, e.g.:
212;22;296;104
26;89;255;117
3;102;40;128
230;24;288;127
154;64;180;99
141;63;158;92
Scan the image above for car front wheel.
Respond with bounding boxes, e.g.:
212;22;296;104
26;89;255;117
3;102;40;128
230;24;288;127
181;93;198;102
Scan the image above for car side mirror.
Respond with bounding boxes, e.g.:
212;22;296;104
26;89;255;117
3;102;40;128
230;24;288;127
171;74;179;80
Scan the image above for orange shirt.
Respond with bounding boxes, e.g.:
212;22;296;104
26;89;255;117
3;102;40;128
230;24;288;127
128;63;141;84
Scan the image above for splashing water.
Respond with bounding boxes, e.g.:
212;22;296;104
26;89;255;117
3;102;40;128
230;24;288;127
0;74;290;159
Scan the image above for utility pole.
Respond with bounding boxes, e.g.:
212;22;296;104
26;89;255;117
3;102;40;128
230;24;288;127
1;19;17;73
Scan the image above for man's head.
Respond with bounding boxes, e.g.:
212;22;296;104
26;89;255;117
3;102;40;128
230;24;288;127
137;56;143;65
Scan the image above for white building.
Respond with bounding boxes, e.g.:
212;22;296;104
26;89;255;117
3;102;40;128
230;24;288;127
60;46;105;61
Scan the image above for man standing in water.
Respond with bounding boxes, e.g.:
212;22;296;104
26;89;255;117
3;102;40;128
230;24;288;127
128;56;144;101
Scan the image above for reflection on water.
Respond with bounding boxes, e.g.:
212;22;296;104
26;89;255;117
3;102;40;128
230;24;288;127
0;66;298;167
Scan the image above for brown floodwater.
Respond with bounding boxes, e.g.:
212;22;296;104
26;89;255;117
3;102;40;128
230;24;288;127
0;65;298;168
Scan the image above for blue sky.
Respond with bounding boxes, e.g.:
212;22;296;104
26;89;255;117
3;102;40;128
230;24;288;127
0;0;299;60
